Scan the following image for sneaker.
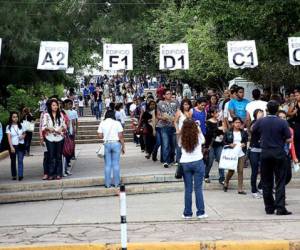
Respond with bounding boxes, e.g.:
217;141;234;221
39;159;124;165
163;163;169;168
182;214;192;219
258;189;263;195
197;214;208;219
252;192;262;199
204;178;211;183
66;170;72;176
173;162;178;166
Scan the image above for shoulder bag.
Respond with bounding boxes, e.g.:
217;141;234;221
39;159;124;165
96;123;114;158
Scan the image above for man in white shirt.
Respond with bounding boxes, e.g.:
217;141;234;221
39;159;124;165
246;89;267;127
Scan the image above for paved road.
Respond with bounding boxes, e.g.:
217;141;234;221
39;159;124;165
0;189;300;245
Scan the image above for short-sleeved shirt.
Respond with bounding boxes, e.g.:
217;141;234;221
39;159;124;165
6;124;25;145
228;98;249;121
97;118;123;141
252;115;291;150
246;100;267;121
157;100;178;127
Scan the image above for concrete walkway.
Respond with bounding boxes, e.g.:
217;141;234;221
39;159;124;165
0;189;300;245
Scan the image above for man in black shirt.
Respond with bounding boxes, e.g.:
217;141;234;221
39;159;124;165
253;100;292;215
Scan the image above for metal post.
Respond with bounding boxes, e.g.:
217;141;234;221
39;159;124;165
120;184;127;250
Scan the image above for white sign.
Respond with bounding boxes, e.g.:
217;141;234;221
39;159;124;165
288;37;300;66
227;40;258;69
37;41;69;70
159;43;189;70
0;38;2;58
66;67;74;74
103;44;133;70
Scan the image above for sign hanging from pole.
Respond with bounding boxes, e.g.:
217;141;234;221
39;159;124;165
227;40;258;69
288;37;300;66
37;41;69;70
103;44;133;70
159;43;189;70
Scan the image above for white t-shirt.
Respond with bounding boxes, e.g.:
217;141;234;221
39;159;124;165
105;98;111;108
223;101;232;122
6;124;25;145
97;118;123;141
246;100;267;121
180;133;205;163
129;103;137;113
233;131;245;157
126;93;134;103
115;109;127;124
79;100;84;107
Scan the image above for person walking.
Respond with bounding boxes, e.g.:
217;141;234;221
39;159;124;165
21;107;34;157
191;97;207;135
6;112;26;181
93;86;103;120
78;96;84;117
41;99;66;180
97;110;125;188
228;86;249;124
204;108;225;185
246;89;267;128
253;100;292;215
249;109;264;198
174;99;192;165
0;121;3;151
180;119;207;219
223;117;248;194
157;89;178;168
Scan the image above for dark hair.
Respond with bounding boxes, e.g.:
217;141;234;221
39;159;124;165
232;117;243;124
208;107;218;116
163;89;171;95
252;89;261;100
47;99;61;126
146;100;157;112
237;86;244;92
180;99;192;113
78;96;83;101
253;109;263;120
63;99;73;105
195;97;207;105
267;100;279;115
277;110;287;116
181;119;199;153
8;112;22;130
105;110;116;120
115;103;123;111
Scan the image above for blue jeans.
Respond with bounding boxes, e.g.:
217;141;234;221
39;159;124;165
95;102;102;120
10;145;25;177
249;151;262;193
161;126;176;164
104;142;121;187
152;127;162;162
176;144;182;164
182;160;205;216
205;145;224;182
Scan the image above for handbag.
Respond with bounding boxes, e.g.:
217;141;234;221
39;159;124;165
63;134;75;157
96;124;114;158
175;164;184;179
22;119;35;132
219;145;239;171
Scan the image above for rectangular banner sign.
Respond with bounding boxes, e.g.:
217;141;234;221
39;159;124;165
159;43;189;70
289;37;300;66
227;40;258;69
37;41;69;70
103;44;133;70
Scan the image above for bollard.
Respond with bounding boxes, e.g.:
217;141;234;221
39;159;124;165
120;184;127;250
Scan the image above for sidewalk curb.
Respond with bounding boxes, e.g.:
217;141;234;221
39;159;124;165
0;240;299;250
0;150;9;160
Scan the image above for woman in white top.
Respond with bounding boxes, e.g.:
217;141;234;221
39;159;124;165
126;89;134;115
42;99;66;180
180;119;207;219
97;110;125;188
6;112;26;181
115;103;127;128
174;99;192;164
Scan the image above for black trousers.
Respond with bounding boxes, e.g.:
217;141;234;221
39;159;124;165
261;148;287;213
25;132;33;154
45;139;64;177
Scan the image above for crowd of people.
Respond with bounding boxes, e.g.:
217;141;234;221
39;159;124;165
1;74;299;218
